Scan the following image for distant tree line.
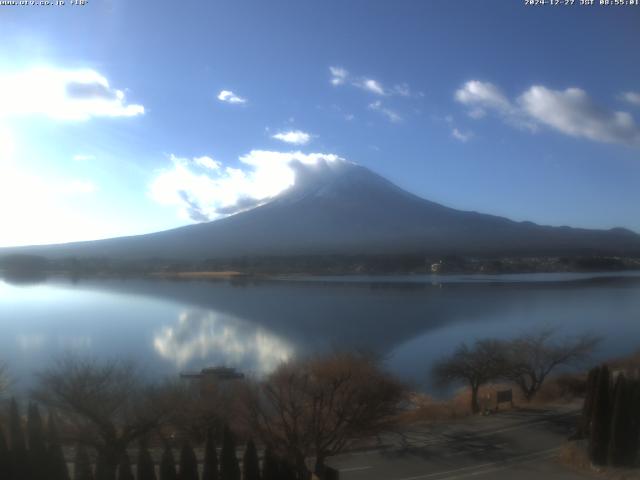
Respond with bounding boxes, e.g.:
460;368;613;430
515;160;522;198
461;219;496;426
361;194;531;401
2;253;638;280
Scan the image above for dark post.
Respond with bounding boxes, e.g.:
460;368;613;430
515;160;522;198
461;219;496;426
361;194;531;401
179;441;199;480
136;439;156;480
0;427;12;480
74;444;94;480
202;428;219;480
589;365;611;465
117;452;134;480
159;445;177;480
9;398;28;480
261;447;279;480
220;425;240;480
579;367;599;437
47;411;70;480
242;439;260;480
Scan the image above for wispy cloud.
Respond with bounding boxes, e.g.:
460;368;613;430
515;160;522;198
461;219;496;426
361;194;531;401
443;114;474;142
456;80;640;147
329;66;349;86
621;91;640;107
391;83;411;97
149;150;344;221
368;100;402;123
455;80;514;119
217;90;247;104
451;128;473;142
329;66;412;97
0;67;144;121
272;130;312;145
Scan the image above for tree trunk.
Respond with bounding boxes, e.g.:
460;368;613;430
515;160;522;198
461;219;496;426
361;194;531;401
471;385;480;414
524;387;534;402
96;446;120;480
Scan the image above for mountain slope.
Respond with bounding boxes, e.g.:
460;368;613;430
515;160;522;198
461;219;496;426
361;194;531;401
5;159;640;260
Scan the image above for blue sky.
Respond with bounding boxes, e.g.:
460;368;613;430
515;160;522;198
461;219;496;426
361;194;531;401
1;1;639;247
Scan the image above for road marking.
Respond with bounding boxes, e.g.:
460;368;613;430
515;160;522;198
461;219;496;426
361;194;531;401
340;466;373;472
393;447;560;480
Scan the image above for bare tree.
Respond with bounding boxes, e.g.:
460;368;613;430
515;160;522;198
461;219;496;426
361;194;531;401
502;329;599;402
33;355;174;480
245;352;405;479
432;339;507;414
0;363;9;397
160;378;243;444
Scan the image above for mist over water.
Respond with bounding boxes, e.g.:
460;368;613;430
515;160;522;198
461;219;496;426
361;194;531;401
1;272;639;394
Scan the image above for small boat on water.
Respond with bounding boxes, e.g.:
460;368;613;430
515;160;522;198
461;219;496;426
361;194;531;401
180;366;245;381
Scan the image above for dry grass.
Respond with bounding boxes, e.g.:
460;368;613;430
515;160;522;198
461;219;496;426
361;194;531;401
558;441;592;471
401;375;587;424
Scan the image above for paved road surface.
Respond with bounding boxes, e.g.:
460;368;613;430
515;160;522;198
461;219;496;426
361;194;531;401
328;406;595;479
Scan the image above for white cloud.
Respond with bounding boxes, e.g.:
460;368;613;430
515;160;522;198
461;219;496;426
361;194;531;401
62;180;97;195
73;154;95;162
518;86;640;146
329;66;349;86
217;90;247;104
358;78;386;96
149;150;343;221
620;91;640;107
272;130;312;145
451;128;473;142
368;100;402;123
456;80;640;147
455;80;513;118
0;126;16;163
0;67;144;121
193;155;221;170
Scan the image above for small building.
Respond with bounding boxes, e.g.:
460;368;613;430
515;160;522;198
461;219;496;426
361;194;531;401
180;366;245;397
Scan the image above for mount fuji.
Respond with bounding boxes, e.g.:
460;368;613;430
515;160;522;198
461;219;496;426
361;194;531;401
4;159;640;260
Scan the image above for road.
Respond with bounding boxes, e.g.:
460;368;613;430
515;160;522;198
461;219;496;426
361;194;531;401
327;406;595;480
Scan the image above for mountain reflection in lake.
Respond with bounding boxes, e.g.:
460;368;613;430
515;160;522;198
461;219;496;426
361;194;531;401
153;309;293;373
1;273;639;393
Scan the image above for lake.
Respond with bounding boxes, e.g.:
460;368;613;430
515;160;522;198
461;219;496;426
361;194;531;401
1;272;639;394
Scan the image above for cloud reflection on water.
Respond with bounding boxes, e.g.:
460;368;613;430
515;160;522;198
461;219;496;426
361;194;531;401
153;309;294;374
